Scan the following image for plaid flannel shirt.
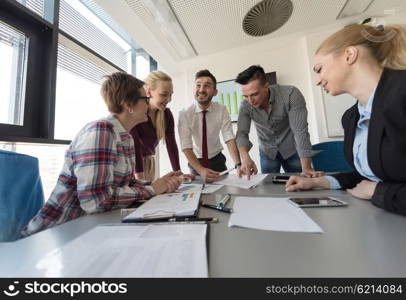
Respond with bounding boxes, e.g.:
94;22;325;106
21;115;153;237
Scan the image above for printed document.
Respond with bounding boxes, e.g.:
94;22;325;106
215;174;268;189
229;197;323;233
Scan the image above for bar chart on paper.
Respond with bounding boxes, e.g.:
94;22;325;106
213;79;244;122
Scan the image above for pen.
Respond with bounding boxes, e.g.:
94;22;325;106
219;167;236;176
168;217;218;223
124;216;217;223
201;203;233;213
217;193;231;207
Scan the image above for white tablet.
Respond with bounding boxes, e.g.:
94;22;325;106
287;197;347;208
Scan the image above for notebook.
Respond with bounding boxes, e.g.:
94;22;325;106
122;184;203;223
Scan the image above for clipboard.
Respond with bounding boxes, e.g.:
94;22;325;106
122;184;203;223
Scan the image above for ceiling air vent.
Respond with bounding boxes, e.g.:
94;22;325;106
243;0;293;37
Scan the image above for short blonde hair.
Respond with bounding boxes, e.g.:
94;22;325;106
144;71;173;142
316;24;406;70
101;72;144;114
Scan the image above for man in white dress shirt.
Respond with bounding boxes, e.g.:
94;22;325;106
178;70;242;183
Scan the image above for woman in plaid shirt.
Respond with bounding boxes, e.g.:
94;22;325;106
21;72;182;237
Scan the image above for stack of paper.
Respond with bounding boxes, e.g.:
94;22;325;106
27;224;208;277
229;197;323;233
123;184;203;222
215;174;268;189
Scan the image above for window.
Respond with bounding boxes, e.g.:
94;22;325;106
135;50;151;80
0;0;156;142
15;0;45;19
54;44;112;140
1;0;158;200
0;20;27;126
59;0;132;72
0;142;67;200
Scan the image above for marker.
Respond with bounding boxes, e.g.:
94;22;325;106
217;193;231;207
201;203;233;213
219;167;235;176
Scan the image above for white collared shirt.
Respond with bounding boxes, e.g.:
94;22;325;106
178;101;235;159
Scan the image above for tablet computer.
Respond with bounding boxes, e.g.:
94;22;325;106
287;197;347;208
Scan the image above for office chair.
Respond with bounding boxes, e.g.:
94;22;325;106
0;150;44;242
312;141;353;173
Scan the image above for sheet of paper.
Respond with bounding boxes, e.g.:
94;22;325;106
229;197;323;233
175;184;203;193
202;184;224;194
25;224;208;277
215;174;268;189
123;184;202;221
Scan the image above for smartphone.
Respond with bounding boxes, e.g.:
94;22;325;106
272;175;290;184
288;197;347;208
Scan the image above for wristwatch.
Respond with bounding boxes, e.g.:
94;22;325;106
235;162;242;168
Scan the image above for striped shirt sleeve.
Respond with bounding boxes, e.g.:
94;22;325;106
287;87;318;158
236;101;253;149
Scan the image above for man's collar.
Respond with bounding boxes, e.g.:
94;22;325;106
195;102;213;113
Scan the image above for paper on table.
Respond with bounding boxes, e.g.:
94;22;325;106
27;224;208;277
215;174;268;189
175;184;203;193
202;184;224;194
229;197;323;233
123;184;203;222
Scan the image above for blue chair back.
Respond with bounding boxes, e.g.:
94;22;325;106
312;141;353;173
0;150;44;241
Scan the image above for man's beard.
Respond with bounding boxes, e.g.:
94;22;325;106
195;94;212;106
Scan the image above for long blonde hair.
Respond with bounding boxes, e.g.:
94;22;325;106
144;71;172;142
316;24;406;70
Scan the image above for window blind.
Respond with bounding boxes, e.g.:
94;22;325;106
15;0;44;18
57;44;111;85
0;20;26;47
59;0;128;71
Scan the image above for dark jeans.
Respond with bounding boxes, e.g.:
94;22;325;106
189;152;227;175
259;151;302;173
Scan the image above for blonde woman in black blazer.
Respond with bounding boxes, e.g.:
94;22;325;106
286;24;406;216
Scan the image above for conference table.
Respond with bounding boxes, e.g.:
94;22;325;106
1;174;406;277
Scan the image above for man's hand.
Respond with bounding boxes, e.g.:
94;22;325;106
180;173;196;183
236;165;244;178
240;158;258;180
151;171;183;194
301;168;325;178
347;180;377;200
198;168;220;183
285;176;330;192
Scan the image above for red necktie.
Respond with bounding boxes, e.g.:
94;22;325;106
201;110;209;168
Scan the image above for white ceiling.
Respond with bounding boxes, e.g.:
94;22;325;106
114;0;406;61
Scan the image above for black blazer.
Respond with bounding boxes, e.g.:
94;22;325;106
332;68;406;216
